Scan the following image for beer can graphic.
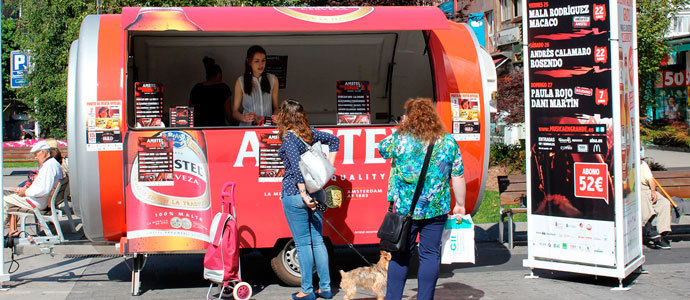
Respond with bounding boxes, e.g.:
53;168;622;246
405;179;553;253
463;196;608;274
125;130;211;252
125;7;202;31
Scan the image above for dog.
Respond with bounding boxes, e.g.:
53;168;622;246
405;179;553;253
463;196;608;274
339;250;392;300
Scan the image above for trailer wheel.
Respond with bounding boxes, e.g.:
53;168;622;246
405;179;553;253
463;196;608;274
270;239;302;286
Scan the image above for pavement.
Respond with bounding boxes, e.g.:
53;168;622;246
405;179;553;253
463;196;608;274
1;240;690;299
645;145;690;170
1;148;689;299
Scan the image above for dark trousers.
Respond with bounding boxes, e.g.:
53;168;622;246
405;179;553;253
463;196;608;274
386;214;448;300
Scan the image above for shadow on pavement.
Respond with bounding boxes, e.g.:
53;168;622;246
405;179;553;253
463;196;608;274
532;268;643;288
407;282;485;300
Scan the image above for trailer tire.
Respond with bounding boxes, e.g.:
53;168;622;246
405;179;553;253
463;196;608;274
271;239;302;286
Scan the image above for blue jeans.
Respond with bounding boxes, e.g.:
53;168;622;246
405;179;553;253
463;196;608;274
282;193;331;294
386;214;448;300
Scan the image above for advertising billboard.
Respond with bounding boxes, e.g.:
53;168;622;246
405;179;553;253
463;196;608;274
523;0;643;280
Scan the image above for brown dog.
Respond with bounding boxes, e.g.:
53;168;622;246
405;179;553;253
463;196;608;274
339;251;392;300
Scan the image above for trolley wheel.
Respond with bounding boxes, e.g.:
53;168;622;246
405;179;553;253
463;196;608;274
233;282;252;300
270;239;302;286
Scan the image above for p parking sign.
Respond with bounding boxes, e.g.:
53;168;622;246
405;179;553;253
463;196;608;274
10;50;30;88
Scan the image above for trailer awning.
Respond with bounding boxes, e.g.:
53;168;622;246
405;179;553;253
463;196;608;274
121;6;450;32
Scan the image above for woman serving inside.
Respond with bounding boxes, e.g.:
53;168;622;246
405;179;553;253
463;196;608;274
232;45;279;126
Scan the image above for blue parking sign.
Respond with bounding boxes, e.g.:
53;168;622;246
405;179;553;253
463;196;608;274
10;50;30;88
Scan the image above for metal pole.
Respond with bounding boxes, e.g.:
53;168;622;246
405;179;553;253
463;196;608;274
1;0;13;288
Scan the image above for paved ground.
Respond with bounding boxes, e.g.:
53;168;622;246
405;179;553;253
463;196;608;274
1;148;689;299
645;146;690;170
1;240;690;299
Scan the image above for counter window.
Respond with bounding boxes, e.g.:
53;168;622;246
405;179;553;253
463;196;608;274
126;31;434;129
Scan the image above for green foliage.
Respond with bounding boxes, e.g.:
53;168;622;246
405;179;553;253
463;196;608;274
13;0;95;139
637;0;690;113
2;161;38;168
2;4;20;101
641;122;690;149
472;190;526;224
490;142;526;173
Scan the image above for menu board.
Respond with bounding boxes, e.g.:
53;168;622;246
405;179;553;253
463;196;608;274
336;81;371;124
137;136;174;186
135;82;164;128
266;55;288;89
170;106;194;127
86;100;123;151
526;0;615;266
258;133;284;182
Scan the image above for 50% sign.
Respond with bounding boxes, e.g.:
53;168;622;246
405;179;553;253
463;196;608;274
573;163;609;204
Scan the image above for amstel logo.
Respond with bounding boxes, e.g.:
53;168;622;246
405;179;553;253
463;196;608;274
275;6;374;24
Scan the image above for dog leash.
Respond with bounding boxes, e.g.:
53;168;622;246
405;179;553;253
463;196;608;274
316;211;372;266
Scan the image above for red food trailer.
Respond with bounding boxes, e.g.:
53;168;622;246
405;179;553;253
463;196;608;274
66;6;495;293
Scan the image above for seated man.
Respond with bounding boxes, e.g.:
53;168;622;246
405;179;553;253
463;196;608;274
640;158;672;249
3;140;63;237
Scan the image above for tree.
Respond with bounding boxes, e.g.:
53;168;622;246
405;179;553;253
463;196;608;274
637;0;690;114
13;0;94;139
2;3;20;102
496;69;524;125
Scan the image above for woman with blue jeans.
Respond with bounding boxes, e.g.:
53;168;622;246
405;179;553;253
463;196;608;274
379;98;466;300
277;99;340;300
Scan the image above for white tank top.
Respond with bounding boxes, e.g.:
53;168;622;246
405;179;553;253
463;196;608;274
238;73;275;125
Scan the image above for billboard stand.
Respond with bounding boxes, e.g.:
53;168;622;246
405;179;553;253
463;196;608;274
522;0;644;288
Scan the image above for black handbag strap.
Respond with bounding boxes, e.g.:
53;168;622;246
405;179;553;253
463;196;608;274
388;140;436;216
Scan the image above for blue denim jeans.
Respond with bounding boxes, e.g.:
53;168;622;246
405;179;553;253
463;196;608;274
386;214;448;300
282;193;331;294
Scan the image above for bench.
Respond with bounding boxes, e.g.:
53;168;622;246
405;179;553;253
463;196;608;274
496;170;690;249
3;146;68;162
653;170;690;199
498;174;526;249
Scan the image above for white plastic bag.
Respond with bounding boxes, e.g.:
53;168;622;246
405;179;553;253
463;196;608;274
440;215;475;264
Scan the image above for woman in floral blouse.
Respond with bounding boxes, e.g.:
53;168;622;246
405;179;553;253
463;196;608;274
378;97;466;300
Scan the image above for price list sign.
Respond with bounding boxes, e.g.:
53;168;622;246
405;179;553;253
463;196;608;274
336;81;371;125
258;133;284;182
137;136;174;186
135;82;165;128
525;0;616;267
170;106;194;127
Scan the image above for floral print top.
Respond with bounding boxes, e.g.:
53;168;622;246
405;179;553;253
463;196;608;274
378;132;464;220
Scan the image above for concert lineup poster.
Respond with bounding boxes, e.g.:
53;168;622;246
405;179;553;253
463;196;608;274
450;93;481;141
134;82;164;128
137;136;174;186
337;81;371;125
526;0;616;265
258;132;285;182
266;55;288;89
86;100;123;151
